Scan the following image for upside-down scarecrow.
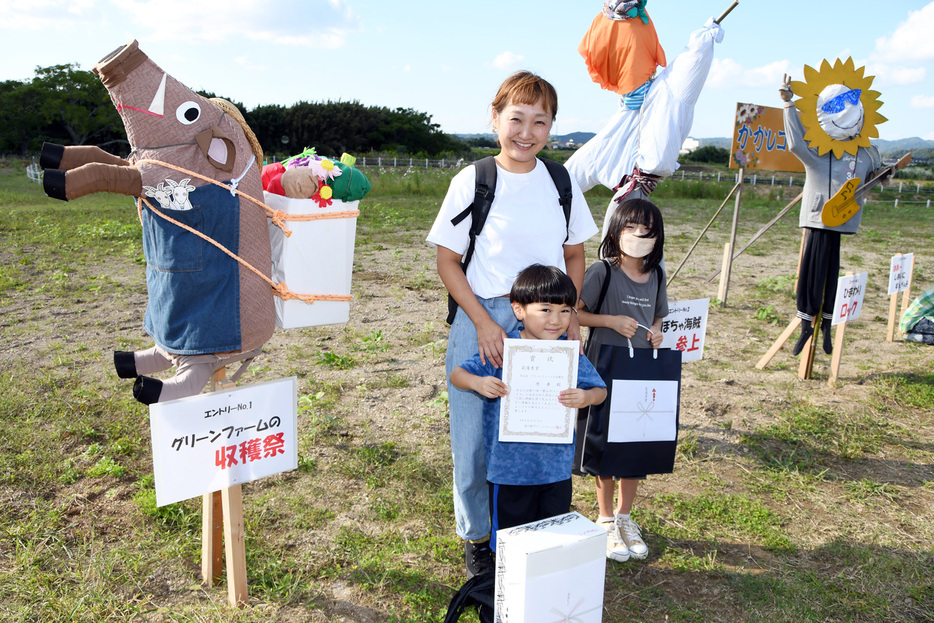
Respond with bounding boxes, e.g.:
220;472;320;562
566;0;726;238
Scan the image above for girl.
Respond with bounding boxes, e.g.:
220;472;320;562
576;197;668;562
426;71;599;577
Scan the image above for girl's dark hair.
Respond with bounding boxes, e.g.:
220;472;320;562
598;197;665;273
509;264;578;307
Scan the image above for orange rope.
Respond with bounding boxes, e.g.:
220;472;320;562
135;170;355;305
133;158;359;237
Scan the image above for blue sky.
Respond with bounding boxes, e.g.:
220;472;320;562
2;0;934;141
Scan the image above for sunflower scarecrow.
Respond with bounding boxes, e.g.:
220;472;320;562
780;58;888;357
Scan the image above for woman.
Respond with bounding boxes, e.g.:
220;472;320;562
426;70;598;577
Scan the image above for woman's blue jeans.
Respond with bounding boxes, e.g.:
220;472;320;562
445;296;519;541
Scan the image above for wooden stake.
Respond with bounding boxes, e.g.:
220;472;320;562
717;242;731;305
201;490;224;586
828;320;847;386
222;484;248;606
201;367;229;587
756;317;799;369
886;292;899;342
200;367;249;607
718;168;744;307
797;316;818;380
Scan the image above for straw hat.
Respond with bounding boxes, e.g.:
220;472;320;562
210;97;264;173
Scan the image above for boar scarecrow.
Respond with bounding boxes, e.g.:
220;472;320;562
40;40;274;405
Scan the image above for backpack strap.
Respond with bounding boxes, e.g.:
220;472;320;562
450;156;497;271
540;157;573;242
584;259;612;352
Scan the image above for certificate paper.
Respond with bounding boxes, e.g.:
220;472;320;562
499;339;579;444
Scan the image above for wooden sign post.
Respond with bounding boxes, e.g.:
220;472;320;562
885;253;914;341
149;372;297;609
201;368;249;607
826;272;868;385
717;169;744;306
756;229;808;371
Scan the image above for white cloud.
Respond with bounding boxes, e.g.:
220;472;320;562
911;94;934;108
707;58;789;88
492;51;525;71
0;0;361;48
866;63;926;86
874;2;934;62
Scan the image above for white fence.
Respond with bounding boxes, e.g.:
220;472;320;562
26;163;43;183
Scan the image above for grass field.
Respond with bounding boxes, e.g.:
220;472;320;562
0;158;932;622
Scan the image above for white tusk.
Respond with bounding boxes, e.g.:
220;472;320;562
148;74;166;117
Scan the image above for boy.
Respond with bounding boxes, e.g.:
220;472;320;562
451;264;607;552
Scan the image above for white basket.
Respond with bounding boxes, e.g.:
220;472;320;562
265;192;358;329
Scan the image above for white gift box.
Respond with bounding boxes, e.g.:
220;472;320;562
495;512;606;623
265;192;358;329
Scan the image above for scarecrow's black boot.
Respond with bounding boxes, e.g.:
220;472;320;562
822;319;833;354
43;169;67;201
133;376;163;406
113;351;137;378
792;320;814;356
40;142;65;170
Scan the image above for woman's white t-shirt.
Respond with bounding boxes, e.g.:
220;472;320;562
427;159;598;299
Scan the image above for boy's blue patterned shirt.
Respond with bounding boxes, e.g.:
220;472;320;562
458;329;606;486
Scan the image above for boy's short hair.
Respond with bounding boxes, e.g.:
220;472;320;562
510;264;577;307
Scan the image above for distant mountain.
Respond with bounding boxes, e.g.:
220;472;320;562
697;137;732;149
555;132;596;145
872;137;934;152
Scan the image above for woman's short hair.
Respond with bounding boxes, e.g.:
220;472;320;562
491;71;558;121
510;264;577;307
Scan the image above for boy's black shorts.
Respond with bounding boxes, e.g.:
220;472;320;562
488;479;572;551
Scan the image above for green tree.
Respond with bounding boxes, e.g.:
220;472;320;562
32;64;125;150
680;145;730;165
0;80;45;154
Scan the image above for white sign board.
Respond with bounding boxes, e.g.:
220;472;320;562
888;253;914;295
150;377;298;507
499;339;579;444
659;298;709;362
831;273;869;327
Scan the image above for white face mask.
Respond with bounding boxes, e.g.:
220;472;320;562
816;83;864;142
621;233;656;258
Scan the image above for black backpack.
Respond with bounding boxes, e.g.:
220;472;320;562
443;571;495;623
445;156;574;325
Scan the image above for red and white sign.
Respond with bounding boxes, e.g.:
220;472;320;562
660;298;709;362
150;377;297;506
831;273;869;327
887;253;914;296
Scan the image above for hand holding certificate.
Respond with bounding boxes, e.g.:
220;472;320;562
499;338;579;444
